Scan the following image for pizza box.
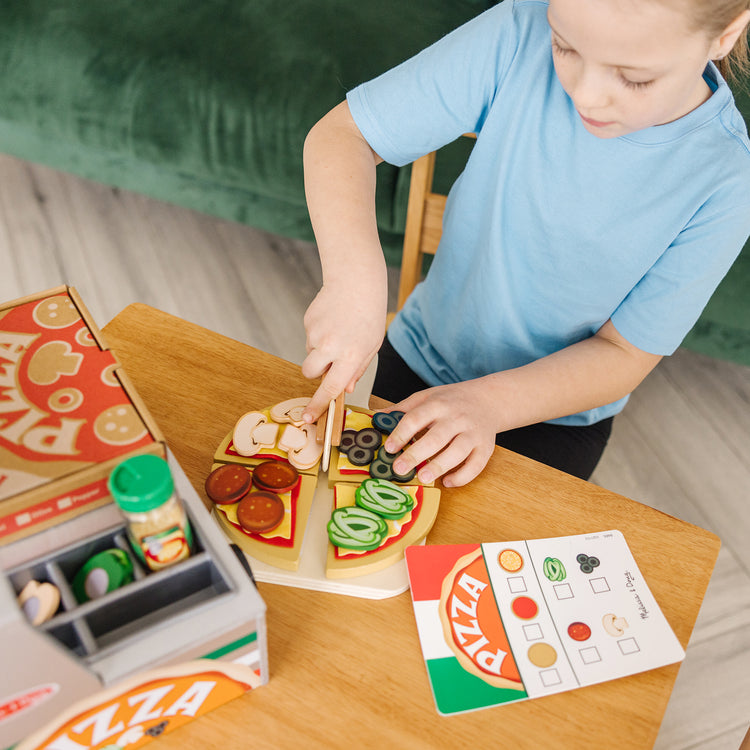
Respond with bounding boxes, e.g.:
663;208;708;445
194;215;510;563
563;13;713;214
0;450;268;750
0;286;165;545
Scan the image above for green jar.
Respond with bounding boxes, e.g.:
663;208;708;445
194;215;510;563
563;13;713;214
108;455;193;572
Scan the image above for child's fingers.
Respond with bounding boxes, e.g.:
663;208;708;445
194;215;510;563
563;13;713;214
301;346;332;381
391;419;462;479
415;436;475;485
382;393;434;453
302;361;352;423
442;446;495;488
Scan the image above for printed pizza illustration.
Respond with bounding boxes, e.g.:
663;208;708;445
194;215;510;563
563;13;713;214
206;398;440;577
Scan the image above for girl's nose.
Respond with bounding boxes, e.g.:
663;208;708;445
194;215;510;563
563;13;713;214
569;65;611;111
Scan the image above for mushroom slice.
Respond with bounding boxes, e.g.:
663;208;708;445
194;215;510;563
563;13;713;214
282;423;322;470
269;397;311;427
233;412;279;456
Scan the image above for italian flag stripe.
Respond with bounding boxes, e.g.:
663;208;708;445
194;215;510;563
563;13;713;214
406;543;480;601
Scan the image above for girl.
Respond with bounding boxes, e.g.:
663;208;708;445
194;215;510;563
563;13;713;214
300;0;750;485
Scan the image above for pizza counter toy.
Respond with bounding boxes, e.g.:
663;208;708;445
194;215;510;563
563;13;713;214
0;450;269;750
206;397;442;598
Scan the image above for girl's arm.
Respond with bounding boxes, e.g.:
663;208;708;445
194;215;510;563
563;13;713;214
385;319;662;486
301;101;389;423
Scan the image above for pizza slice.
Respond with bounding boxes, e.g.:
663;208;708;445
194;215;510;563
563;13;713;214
327;406;434;488
210;461;317;572
214;398;323;476
325;478;441;579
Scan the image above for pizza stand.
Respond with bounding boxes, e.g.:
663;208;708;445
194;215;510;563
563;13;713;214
0;289;268;750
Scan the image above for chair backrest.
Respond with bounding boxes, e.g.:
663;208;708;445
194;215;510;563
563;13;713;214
395;134;476;311
396;151;445;309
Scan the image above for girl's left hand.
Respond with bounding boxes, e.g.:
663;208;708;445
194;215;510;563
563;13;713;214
383;380;500;488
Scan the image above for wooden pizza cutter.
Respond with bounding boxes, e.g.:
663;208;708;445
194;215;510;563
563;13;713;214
317;392;345;472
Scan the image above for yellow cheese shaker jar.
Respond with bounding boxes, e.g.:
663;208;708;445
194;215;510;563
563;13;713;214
108;455;193;572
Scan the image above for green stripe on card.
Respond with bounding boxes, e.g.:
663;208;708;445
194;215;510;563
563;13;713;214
426;657;527;715
202;631;258;660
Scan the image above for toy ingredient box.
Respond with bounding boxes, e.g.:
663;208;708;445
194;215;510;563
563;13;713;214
0;286;164;544
0;451;268;750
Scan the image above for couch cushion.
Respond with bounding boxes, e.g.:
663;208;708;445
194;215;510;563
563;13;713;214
0;0;495;257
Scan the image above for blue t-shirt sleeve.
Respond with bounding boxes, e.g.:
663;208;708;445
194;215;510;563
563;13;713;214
346;0;525;166
611;195;750;355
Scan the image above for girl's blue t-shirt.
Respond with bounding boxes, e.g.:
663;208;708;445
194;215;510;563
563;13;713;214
347;0;750;425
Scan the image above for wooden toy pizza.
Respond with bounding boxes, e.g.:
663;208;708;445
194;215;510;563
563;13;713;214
206;396;441;592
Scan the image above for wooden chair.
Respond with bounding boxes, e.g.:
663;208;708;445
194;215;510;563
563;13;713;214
394;134;476;314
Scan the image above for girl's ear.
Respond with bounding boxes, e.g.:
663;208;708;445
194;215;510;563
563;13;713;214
710;9;750;60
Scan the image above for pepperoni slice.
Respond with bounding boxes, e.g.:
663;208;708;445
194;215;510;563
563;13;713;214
252;460;299;494
236;491;285;533
205;464;252;505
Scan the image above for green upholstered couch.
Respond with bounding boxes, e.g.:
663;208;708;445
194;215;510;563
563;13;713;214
0;1;747;364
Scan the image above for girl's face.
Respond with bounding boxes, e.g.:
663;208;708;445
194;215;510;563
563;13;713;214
548;0;719;138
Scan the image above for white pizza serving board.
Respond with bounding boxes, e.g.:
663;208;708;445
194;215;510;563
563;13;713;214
233;472;421;599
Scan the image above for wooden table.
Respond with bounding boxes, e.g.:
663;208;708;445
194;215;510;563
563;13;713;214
102;304;720;750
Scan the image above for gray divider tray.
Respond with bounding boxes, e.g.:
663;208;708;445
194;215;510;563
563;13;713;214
0;450;267;748
7;517;231;661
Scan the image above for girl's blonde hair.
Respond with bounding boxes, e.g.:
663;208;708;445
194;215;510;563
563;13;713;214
690;0;750;85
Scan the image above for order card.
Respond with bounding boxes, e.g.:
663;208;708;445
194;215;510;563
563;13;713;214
405;530;685;716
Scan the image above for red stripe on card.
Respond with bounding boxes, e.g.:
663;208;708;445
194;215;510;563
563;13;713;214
405;543;482;602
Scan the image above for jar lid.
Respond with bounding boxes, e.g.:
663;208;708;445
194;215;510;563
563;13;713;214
108;454;174;513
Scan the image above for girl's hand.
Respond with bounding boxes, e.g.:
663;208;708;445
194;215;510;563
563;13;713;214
301;278;386;422
384;379;499;487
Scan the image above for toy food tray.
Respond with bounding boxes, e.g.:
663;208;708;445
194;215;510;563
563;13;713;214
6;522;230;661
0;451;267;749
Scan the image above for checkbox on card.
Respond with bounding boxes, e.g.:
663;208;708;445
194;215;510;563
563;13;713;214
507;576;527;593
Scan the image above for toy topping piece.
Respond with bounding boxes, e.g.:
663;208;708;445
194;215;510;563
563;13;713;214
280;423;323;470
252;460;299;494
339;429;357;453
355;478;415;520
17;580;60;626
205;464;253;504
72;549;134;603
236;491;285;534
327;506;389;551
354;428;382;451
389;462;417;484
371;411;404;434
232;412;279;456
269;397;310;426
347;446;375;466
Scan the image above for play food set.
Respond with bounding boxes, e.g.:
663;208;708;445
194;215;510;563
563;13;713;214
208;400;441;595
0;289;266;750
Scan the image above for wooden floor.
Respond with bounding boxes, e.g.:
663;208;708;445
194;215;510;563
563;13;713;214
2;154;749;749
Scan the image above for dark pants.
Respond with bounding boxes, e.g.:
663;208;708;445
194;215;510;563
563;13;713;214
372;336;612;481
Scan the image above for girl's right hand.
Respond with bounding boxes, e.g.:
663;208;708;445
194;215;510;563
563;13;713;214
301;276;387;423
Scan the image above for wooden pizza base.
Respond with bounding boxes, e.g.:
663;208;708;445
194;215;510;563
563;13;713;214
231;472;424;599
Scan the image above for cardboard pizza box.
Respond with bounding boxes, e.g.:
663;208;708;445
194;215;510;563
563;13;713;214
0;286;165;544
